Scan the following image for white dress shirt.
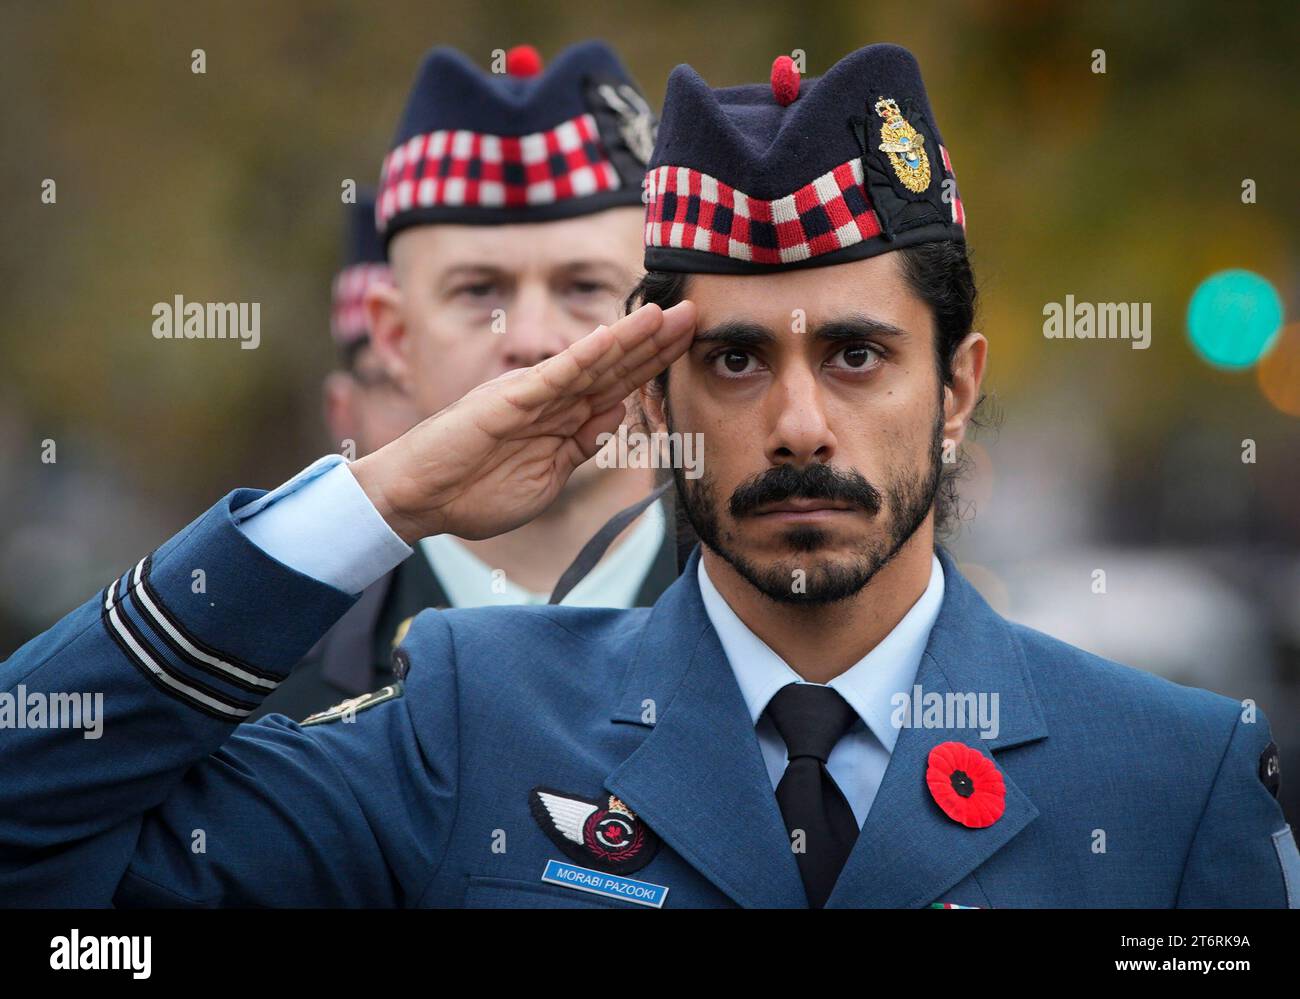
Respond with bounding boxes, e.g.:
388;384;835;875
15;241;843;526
696;553;945;827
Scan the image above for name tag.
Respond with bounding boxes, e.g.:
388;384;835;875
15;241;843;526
541;859;669;908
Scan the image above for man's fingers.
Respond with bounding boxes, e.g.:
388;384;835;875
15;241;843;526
587;300;696;411
507;304;664;411
558;401;627;479
557;304;669;393
586;300;694;396
486;299;694;445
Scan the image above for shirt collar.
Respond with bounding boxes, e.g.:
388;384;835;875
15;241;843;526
696;551;945;754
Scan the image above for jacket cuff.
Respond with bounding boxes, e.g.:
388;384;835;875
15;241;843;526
100;489;357;721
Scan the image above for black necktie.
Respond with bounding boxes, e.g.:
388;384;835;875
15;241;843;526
765;682;860;908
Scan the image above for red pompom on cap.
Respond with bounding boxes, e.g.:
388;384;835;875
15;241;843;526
505;45;543;77
770;54;800;106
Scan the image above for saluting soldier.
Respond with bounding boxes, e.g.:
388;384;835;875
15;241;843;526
0;44;1295;908
321;191;423;462
253;43;679;722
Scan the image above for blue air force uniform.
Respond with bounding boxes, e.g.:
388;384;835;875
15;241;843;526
0;472;1295;907
2;42;1296;908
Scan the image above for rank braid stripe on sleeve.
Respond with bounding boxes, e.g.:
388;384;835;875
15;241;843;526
100;554;281;721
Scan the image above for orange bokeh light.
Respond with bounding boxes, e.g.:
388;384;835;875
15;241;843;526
1257;323;1300;418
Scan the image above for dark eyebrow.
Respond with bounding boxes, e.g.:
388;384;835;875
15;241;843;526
814;314;913;342
692;314;912;348
692;320;776;348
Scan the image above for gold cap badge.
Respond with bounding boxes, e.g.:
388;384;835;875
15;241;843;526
875;96;931;194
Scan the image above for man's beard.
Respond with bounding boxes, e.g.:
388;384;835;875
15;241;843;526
668;403;944;605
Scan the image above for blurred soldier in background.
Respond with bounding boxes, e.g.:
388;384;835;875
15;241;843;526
252;42;676;720
320;192;423;460
251;194;423;720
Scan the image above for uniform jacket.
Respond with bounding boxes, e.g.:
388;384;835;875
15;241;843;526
0;489;1296;908
248;532;680;723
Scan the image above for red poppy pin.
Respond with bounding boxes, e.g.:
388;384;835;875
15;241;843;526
926;741;1006;828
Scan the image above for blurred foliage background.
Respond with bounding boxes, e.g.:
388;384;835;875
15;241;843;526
1;1;1297;817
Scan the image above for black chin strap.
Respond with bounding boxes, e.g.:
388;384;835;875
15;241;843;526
548;479;675;605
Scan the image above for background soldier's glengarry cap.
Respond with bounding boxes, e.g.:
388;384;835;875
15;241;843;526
331;191;391;348
644;43;966;274
377;41;655;244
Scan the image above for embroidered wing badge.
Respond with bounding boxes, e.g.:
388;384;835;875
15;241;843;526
530;787;660;874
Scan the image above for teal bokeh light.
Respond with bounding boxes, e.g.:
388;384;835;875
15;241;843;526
1186;269;1284;369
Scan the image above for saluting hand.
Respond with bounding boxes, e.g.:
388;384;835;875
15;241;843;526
349;301;697;545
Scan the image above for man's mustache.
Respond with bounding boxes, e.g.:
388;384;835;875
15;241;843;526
729;463;883;518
